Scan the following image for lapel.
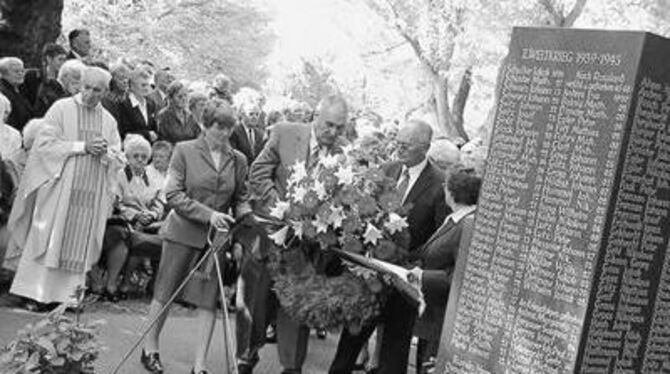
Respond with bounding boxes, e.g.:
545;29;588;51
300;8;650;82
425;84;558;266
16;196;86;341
237;124;253;155
422;217;456;250
195;136;217;170
404;162;434;206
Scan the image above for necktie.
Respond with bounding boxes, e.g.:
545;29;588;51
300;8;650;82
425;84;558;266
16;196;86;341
309;145;321;170
397;167;410;201
247;127;255;150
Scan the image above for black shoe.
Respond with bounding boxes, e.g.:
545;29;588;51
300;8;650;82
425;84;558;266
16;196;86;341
140;349;164;373
190;369;209;374
316;329;327;339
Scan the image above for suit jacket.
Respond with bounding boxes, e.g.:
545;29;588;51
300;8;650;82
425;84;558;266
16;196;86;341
249;122;312;216
147;90;167;112
156;105;201;144
413;210;475;341
160;137;251;248
20;69;43;107
0;79;34;131
34;79;68;117
230;123;266;166
117;95;157;141
386;160;450;254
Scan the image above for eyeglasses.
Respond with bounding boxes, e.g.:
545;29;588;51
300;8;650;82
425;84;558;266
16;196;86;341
129;153;150;161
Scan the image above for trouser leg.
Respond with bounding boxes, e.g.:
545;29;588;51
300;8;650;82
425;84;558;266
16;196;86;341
276;306;310;372
235;257;272;367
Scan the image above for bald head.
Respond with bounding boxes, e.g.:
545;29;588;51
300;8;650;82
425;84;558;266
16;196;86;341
80;67;111;107
396;119;433;167
313;95;348;148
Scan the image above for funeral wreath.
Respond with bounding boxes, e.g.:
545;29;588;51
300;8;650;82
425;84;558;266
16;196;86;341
267;131;411;333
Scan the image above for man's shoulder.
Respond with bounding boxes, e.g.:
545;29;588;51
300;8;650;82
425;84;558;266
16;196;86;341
174;138;199;151
272;121;310;135
424;160;445;182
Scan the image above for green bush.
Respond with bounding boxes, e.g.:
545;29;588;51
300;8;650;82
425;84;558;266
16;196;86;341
0;304;104;374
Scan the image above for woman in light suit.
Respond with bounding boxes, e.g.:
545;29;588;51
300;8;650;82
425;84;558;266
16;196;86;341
409;168;481;374
141;99;252;374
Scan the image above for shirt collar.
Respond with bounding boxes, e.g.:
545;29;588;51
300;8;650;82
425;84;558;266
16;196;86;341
70;50;82;59
129;93;145;108
445;205;476;225
404;157;428;180
310;124;319;152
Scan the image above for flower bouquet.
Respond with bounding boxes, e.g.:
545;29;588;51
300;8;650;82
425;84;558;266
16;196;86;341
267;133;411;333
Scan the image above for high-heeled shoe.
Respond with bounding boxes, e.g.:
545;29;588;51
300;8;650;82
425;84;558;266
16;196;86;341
140;349;164;373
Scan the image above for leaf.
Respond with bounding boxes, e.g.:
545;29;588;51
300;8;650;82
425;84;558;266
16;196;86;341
36;337;57;357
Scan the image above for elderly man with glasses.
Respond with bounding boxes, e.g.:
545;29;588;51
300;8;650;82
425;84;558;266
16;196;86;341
329;119;450;374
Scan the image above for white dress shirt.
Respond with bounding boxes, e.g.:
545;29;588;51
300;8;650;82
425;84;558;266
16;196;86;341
398;157;428;203
129;93;148;124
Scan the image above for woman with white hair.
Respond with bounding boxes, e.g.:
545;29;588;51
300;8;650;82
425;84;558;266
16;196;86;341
101;134;164;301
0;94;21;159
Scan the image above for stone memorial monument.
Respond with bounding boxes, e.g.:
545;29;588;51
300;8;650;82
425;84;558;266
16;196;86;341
437;27;670;373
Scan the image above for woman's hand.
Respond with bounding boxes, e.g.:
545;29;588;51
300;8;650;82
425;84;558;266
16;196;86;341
209;211;235;230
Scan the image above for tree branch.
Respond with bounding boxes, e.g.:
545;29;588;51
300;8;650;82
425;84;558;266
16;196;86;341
538;0;564;26
361;41;406;57
157;0;213;20
451;67;473;142
564;0;588;27
381;0;437;73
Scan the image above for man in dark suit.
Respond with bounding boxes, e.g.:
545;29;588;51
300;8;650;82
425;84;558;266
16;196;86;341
0;57;34;132
329;119;449;374
21;43;67;108
67;29;91;60
230;100;266;166
243;95;349;374
118;67;157;142
33;59;85;116
147;67;173;112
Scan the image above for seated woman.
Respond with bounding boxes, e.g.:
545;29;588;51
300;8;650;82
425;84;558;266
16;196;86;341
102;134;164;301
4;119;47;200
146;140;173;191
409;168;481;374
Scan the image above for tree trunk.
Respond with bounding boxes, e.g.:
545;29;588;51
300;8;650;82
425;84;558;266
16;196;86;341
451;67;473;142
432;72;456;138
0;0;64;68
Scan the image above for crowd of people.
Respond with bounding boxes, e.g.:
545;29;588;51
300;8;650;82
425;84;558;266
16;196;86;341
0;28;484;374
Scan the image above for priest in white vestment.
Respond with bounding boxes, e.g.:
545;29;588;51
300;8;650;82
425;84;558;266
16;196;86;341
3;67;125;305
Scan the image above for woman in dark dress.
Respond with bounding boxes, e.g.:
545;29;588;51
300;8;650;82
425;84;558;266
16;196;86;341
156;81;201;144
